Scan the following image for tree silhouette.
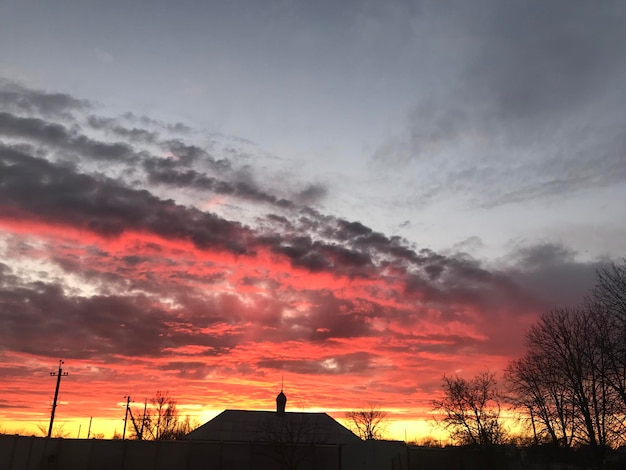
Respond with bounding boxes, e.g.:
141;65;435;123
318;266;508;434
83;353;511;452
589;262;626;412
505;307;617;448
128;391;197;440
505;261;626;456
36;423;69;438
432;371;505;446
345;405;388;440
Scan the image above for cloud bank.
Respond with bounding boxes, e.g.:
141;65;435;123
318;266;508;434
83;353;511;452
0;80;606;431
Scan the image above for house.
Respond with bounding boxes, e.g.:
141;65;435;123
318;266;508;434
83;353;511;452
184;389;360;445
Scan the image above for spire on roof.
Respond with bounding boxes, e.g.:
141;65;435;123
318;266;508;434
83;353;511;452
276;379;287;414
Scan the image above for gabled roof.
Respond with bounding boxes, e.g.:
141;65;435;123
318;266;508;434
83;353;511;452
184;410;360;444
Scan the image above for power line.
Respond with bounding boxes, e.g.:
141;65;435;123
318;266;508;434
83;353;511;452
48;360;68;438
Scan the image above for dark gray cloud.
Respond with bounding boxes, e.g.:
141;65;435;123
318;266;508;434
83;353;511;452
0;139;378;283
159;140;229;170
0;112;136;163
156;361;217;380
0;270;196;359
0;140;378;278
0;79;88;118
0;143;253;253
121;112;193;135
0;81;319;213
295;183;328;205
87;115;159;144
144;165;294;208
257;352;374;375
0;261;240;361
504;242;604;309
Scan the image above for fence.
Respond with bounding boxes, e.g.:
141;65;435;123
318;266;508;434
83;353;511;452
0;435;343;470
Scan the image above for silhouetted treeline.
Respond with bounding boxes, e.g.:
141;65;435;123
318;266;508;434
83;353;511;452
505;261;626;454
127;391;198;440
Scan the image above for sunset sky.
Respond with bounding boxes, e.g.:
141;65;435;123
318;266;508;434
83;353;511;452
1;0;626;441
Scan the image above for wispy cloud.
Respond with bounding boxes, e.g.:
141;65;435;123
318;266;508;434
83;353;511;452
373;0;626;208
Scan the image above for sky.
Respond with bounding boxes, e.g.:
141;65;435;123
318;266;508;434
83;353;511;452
1;0;625;441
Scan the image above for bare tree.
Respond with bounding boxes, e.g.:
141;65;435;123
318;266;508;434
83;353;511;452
588;262;626;416
592;261;626;321
345;405;388;440
129;391;193;440
432;371;505;446
505;352;576;446
173;415;200;439
505;261;626;455
411;437;443;447
516;308;619;448
36;423;69;438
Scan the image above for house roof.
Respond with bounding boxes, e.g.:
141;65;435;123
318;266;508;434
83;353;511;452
184;410;361;444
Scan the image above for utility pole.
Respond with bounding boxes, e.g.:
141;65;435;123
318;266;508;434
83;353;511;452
139;399;148;440
48;360;68;438
125;399;145;440
122;396;131;440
